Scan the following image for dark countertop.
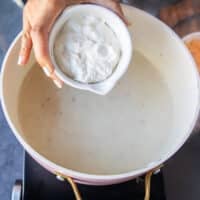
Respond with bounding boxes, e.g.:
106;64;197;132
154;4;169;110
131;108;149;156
0;1;200;200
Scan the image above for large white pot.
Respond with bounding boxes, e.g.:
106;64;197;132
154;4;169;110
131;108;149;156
1;5;200;186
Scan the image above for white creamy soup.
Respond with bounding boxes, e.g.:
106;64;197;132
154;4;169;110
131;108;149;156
18;51;173;175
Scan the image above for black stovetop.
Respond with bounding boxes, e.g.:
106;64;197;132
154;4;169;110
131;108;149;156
15;152;166;200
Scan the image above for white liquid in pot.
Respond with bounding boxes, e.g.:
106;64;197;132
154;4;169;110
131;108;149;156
18;51;173;175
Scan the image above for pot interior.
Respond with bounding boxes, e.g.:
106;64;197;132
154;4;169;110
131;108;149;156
2;6;199;176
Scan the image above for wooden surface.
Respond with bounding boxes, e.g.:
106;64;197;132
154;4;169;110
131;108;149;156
159;0;200;37
122;0;200;37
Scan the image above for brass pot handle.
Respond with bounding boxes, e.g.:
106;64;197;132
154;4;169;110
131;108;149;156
144;165;163;200
56;164;163;200
56;173;82;200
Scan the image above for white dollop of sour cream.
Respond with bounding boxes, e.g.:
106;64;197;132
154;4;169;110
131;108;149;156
54;15;121;83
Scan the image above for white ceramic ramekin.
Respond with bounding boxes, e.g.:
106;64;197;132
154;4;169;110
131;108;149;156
49;4;132;95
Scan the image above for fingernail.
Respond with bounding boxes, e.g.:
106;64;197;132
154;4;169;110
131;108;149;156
42;67;51;77
126;20;131;26
124;18;131;26
53;80;62;88
18;56;24;65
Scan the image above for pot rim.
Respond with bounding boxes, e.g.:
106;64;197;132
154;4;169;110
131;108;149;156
1;5;200;182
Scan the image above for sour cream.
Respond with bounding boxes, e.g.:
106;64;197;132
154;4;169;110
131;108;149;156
54;15;121;83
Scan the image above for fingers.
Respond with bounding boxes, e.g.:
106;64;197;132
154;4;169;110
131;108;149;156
19;1;63;89
41;66;63;88
18;13;32;65
51;72;63;88
30;27;63;88
108;1;127;23
88;0;129;25
18;34;32;65
112;2;130;25
30;26;54;73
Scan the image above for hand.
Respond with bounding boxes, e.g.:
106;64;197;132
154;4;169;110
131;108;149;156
18;0;126;88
